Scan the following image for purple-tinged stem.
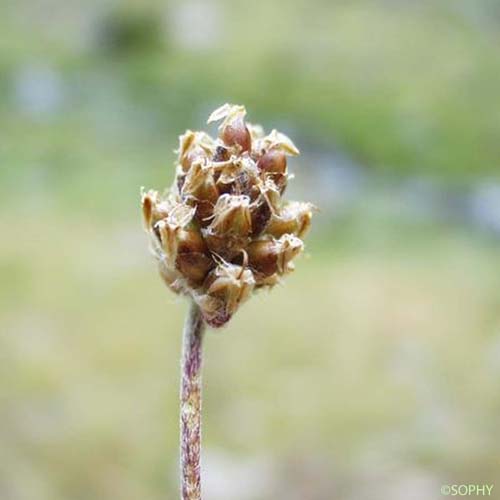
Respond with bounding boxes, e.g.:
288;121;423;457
180;301;205;500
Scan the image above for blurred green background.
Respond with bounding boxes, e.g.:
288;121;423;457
2;1;500;499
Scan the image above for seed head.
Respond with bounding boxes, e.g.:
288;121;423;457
141;104;315;328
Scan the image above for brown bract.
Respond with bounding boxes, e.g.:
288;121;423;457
141;103;315;328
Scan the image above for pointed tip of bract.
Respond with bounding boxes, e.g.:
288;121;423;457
265;129;300;156
207;103;247;125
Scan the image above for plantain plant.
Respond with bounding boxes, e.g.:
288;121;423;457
141;104;314;500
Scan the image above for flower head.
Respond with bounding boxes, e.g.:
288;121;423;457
142;104;315;327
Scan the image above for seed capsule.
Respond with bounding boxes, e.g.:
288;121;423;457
206;194;252;236
177;130;214;172
196;262;255;327
213;159;245;193
181;162;219;224
221;117;251;153
155;204;197;264
176;252;214;285
257;148;287;175
157;222;212;285
203;194;252;258
182;163;218;201
248;234;303;278
207;103;251;153
247;239;278;276
266;201;314;238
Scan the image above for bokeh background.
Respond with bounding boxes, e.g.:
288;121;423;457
2;1;500;499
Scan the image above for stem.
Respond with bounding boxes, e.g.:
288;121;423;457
180;301;205;500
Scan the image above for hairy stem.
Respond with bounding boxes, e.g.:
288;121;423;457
180;301;205;500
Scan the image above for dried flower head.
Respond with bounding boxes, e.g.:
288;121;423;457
141;104;315;327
